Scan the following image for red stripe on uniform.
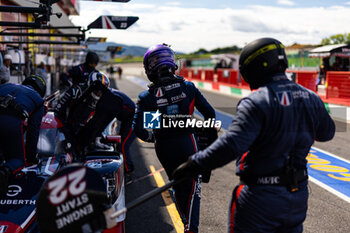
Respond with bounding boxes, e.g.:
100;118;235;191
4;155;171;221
190;134;198;153
230;185;244;233
13;166;24;174
239;152;248;171
122;105;134;113
122;127;133;172
185;179;196;228
23;214;37;232
85;110;96;124
189;98;195;115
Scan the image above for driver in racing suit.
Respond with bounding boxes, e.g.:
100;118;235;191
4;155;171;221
173;38;335;233
0;75;46;195
133;44;216;233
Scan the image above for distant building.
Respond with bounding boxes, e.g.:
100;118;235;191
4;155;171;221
0;0;83;78
285;43;317;58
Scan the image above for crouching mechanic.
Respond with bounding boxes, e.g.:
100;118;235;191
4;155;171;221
173;38;336;233
56;71;136;173
76;74;136;174
0;75;46;195
133;44;216;233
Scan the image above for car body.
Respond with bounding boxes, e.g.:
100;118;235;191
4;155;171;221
0;111;126;233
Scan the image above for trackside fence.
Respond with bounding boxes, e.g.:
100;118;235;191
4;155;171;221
178;67;350;106
326;72;350;99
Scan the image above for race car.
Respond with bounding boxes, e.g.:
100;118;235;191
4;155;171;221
0;97;126;233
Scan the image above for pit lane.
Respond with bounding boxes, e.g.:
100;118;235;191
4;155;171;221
112;65;350;233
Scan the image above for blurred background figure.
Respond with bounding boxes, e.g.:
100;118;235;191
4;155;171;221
0;54;12;84
109;65;115;79
35;62;48;82
116;66;123;80
331;56;342;71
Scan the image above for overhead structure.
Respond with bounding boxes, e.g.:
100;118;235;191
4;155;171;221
82;0;131;2
0;0;61;28
87;16;139;30
86;37;107;44
0;0;138;68
309;44;350;58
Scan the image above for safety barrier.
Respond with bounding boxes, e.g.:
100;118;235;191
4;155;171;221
326;72;350;99
217;69;239;86
240;77;250;88
190;69;202;80
182;68;350;106
204;70;214;82
287;70;318;92
177;68;189;78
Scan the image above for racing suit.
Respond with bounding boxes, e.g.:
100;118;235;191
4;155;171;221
189;74;335;233
60;63;96;87
76;88;136;173
0;83;44;173
54;85;92;135
133;76;215;233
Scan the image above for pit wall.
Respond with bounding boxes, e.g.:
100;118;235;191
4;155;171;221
181;68;350;123
120;64;350;123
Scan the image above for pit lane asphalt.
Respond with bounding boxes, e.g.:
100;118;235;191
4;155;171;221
111;67;350;233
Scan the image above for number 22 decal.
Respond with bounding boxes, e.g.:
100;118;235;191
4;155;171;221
47;167;87;205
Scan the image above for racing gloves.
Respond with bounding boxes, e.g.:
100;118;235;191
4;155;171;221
0;166;11;196
172;157;203;181
194;127;218;183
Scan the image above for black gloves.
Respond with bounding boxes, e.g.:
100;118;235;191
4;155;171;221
172;157;203;181
195;127;218;150
0;166;11;196
194;127;218;183
173;128;217;182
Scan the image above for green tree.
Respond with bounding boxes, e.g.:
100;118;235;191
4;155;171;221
193;48;209;54
321;33;350;45
210;45;241;54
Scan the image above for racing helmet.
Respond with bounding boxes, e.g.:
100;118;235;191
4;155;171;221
88;71;110;88
239;38;288;89
85;51;99;66
22;74;46;97
143;44;178;83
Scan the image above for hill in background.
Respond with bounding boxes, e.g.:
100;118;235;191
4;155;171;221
88;42;148;56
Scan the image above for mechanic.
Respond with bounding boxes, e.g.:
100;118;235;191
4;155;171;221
76;78;136;174
133;44;216;233
0;74;46;195
173;38;336;233
56;71;136;174
55;71;110;144
60;51;99;88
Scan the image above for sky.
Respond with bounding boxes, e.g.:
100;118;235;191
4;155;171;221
70;0;350;53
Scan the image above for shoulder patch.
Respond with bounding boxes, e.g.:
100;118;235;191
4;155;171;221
154;87;165;97
277;91;293;106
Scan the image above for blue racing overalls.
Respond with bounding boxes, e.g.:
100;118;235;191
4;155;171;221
191;74;335;233
0;83;44;173
60;63;96;87
133;76;215;233
76;88;136;173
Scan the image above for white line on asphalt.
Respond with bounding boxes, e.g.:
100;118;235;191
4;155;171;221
309;176;350;204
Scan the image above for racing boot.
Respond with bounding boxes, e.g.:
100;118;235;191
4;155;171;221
0;166;11;196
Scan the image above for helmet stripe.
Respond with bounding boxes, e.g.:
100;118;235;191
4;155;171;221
34;75;46;86
243;43;285;66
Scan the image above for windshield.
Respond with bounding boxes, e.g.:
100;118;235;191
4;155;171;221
37;128;67;157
